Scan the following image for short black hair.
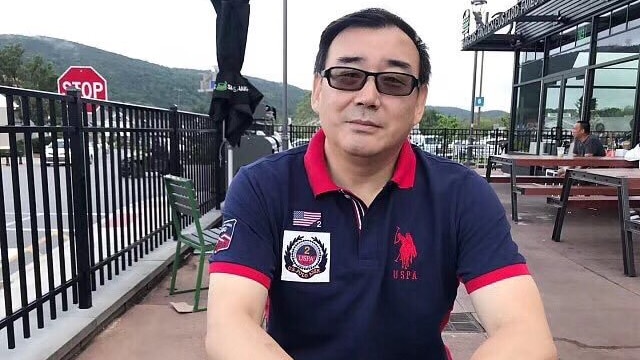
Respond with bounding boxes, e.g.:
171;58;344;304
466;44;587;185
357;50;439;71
313;8;431;86
577;121;591;134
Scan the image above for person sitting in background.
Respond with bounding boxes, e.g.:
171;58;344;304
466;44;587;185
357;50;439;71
571;120;605;157
558;121;605;176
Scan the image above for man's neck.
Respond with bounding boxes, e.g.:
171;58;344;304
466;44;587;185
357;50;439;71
323;141;401;207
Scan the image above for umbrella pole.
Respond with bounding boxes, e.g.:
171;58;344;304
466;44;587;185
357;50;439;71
281;0;289;150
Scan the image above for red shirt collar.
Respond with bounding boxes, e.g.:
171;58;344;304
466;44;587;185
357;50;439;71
303;129;416;197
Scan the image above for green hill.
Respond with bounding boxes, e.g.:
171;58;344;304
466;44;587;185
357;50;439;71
0;34;306;115
428;106;509;121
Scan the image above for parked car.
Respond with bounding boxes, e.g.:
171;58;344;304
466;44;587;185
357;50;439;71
119;140;171;178
410;134;443;154
45;139;94;166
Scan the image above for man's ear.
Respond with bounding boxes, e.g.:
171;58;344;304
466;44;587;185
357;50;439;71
311;75;323;114
413;85;428;126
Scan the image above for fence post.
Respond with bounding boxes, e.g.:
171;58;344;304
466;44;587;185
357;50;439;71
67;89;92;309
169;106;181;176
211;114;224;209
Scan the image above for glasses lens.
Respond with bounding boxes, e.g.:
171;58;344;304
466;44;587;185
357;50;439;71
377;73;414;96
328;68;366;90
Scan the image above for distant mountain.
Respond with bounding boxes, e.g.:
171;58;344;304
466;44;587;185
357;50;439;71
428;106;509;121
0;34;306;115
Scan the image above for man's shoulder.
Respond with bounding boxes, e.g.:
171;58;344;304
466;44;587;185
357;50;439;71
587;134;604;143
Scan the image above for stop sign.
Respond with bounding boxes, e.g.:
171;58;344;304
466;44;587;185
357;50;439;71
57;66;108;100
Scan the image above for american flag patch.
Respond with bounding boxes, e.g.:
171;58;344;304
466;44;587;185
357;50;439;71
292;210;322;227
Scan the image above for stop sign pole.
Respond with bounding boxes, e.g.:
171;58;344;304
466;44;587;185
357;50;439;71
57;66;108;101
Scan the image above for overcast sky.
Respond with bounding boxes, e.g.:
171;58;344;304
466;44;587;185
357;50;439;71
0;0;517;111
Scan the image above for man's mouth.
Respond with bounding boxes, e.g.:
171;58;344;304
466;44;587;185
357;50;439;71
348;120;381;128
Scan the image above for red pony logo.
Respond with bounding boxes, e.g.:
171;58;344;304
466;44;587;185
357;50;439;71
394;227;417;269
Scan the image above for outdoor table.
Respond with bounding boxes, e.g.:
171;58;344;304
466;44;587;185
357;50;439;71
551;168;640;277
486;154;636;222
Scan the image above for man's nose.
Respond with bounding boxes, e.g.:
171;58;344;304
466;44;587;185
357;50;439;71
354;76;381;108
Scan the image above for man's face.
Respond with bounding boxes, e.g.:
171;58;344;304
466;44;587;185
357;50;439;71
311;26;427;158
572;123;584;140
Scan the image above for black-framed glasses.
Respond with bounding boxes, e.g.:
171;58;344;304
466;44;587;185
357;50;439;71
321;66;419;96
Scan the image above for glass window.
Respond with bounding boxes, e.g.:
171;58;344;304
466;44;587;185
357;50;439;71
560;26;577;52
628;0;640;29
611;5;628;35
517;42;544;83
562;76;585;129
548;34;561;56
515;82;541;131
575;22;592;47
547;43;590;75
596;26;640;64
597;13;611;39
589;59;638;134
520;59;543;82
513;82;542;152
542;80;562;130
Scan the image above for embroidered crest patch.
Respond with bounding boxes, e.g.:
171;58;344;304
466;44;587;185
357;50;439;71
214;219;237;253
281;230;330;282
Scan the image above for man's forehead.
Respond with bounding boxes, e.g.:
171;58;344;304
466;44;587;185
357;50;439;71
326;26;419;70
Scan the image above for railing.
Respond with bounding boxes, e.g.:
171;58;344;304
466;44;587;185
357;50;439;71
0;86;217;349
286;126;631;163
285;126;508;165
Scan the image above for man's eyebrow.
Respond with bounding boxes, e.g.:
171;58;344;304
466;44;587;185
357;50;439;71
386;59;413;71
335;57;413;71
336;56;363;64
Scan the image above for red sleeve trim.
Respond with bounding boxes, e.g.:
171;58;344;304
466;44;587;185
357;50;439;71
464;263;530;294
209;262;271;290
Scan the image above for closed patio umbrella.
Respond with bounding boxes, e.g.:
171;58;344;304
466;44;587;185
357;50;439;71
209;0;264;147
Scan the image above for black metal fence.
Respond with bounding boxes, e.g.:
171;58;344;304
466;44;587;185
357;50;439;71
0;86;217;349
286;125;631;165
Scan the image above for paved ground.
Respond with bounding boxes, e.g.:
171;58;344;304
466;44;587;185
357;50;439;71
76;180;640;360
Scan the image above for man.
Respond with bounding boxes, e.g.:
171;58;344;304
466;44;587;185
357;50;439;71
206;8;556;360
571;121;605;157
558;121;606;177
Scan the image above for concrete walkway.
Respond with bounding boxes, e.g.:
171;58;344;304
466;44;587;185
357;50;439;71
43;182;640;359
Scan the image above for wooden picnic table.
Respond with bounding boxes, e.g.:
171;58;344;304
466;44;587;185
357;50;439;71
551;168;640;277
486;154;636;222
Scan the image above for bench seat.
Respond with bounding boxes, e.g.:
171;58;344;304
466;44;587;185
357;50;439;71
488;175;563;184
516;184;640;196
547;195;640;209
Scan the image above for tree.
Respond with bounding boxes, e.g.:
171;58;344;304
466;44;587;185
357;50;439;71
21;55;57;91
418;108;439;130
0;44;58;92
435;115;461;129
0;44;25;86
477;118;495;130
293;92;318;125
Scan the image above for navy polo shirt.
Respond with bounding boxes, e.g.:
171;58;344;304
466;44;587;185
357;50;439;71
210;130;529;360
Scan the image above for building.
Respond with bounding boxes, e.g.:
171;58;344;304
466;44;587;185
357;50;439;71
463;0;640;154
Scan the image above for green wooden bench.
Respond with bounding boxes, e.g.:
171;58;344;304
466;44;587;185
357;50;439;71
164;174;222;313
